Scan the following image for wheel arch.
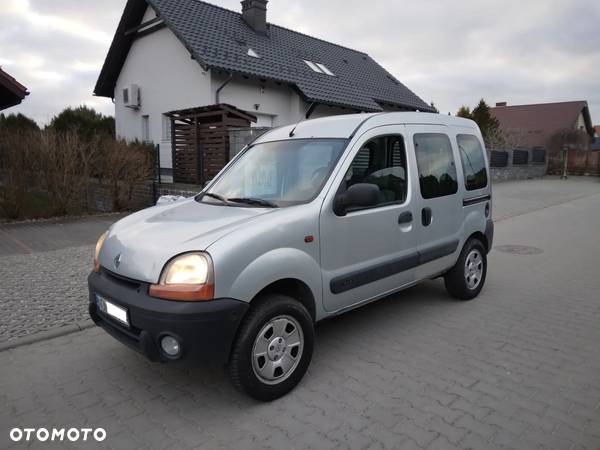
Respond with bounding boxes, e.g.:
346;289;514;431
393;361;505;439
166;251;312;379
251;278;317;323
467;231;489;252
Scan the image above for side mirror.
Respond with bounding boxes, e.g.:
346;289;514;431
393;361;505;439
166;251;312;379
334;183;379;216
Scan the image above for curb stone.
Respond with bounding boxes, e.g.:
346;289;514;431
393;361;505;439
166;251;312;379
0;212;126;226
0;319;95;352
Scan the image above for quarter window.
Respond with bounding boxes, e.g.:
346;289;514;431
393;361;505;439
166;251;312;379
414;133;458;199
457;134;488;190
341;135;408;207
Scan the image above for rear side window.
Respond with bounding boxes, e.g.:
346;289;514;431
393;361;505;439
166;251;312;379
414;133;458;199
457;134;488;190
342;135;408;206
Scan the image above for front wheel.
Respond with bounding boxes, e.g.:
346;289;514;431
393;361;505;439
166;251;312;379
228;294;314;401
444;238;487;300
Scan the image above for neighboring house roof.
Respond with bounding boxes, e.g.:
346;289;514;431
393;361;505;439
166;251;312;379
490;101;594;148
95;0;435;113
0;67;29;110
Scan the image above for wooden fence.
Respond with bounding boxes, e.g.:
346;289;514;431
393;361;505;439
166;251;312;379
547;151;600;176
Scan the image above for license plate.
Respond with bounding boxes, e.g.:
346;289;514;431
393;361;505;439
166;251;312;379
95;294;129;326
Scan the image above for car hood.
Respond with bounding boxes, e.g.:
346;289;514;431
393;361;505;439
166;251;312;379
98;198;274;283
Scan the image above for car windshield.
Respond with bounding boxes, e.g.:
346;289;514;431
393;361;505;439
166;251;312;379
199;138;348;207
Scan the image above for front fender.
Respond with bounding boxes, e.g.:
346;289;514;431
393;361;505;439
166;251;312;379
227;248;323;316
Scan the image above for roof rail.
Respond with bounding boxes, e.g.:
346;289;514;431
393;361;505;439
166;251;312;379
348;113;386;139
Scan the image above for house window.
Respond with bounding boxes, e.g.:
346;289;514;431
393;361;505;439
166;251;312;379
304;60;335;76
315;63;334;76
247;48;260;58
141;115;150;142
162;114;171;141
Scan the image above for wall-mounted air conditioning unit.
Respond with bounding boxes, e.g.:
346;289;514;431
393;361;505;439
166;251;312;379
123;84;140;109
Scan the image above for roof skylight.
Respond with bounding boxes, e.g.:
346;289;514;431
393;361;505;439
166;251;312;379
304;60;334;76
247;48;260;58
315;63;334;76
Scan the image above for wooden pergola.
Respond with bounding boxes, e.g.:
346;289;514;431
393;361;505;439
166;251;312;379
167;104;256;185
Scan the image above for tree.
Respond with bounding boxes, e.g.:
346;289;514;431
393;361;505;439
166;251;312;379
471;99;502;146
456;106;472;119
0;113;39;132
456;100;503;148
47;106;114;139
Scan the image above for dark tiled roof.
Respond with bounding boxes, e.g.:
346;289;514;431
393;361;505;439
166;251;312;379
490;101;594;148
95;0;435;113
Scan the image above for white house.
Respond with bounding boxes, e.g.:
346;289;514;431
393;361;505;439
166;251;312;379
95;0;435;181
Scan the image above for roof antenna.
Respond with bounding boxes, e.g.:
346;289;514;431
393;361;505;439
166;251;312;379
289;101;316;137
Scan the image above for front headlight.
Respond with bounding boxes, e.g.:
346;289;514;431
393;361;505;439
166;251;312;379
93;231;108;273
150;252;214;301
161;253;209;285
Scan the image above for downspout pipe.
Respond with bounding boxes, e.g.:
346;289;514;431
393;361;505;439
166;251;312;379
215;73;233;104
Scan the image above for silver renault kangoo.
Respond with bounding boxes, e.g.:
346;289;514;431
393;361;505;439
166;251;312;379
89;112;493;400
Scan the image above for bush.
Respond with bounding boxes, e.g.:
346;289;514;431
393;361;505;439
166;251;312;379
47;106;114;139
37;130;99;215
0;126;155;219
0;113;40;132
0;129;38;218
97;138;155;211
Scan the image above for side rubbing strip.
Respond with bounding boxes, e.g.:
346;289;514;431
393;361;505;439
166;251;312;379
418;240;459;265
463;194;491;207
330;253;420;294
330;240;460;294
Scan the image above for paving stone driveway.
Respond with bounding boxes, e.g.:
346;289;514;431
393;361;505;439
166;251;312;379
1;178;600;449
0;214;125;342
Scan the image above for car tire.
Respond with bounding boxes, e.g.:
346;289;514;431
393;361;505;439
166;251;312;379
444;238;487;300
228;294;314;401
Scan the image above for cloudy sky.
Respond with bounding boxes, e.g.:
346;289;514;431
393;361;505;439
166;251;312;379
1;0;599;125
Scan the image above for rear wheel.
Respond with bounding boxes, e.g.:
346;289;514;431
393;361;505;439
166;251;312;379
228;294;314;401
444;238;487;300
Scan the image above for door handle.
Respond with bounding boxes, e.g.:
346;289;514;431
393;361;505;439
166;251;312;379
421;207;432;226
398;211;413;224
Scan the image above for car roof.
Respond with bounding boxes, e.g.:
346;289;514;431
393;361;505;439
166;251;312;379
254;112;479;143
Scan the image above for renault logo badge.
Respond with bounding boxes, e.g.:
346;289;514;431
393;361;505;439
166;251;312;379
114;253;122;269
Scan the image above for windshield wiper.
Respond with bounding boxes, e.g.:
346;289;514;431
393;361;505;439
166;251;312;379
197;192;230;205
228;197;279;208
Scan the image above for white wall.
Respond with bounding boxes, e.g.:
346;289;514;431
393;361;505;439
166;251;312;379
114;7;212;170
210;72;305;127
307;103;358;120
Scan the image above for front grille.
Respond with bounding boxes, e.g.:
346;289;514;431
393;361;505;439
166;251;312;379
101;268;142;290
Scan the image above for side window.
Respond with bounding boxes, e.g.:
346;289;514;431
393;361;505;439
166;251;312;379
342;135;408;207
414;133;458;199
457;134;488;190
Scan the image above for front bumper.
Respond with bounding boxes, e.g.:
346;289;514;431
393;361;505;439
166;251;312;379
88;269;248;365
